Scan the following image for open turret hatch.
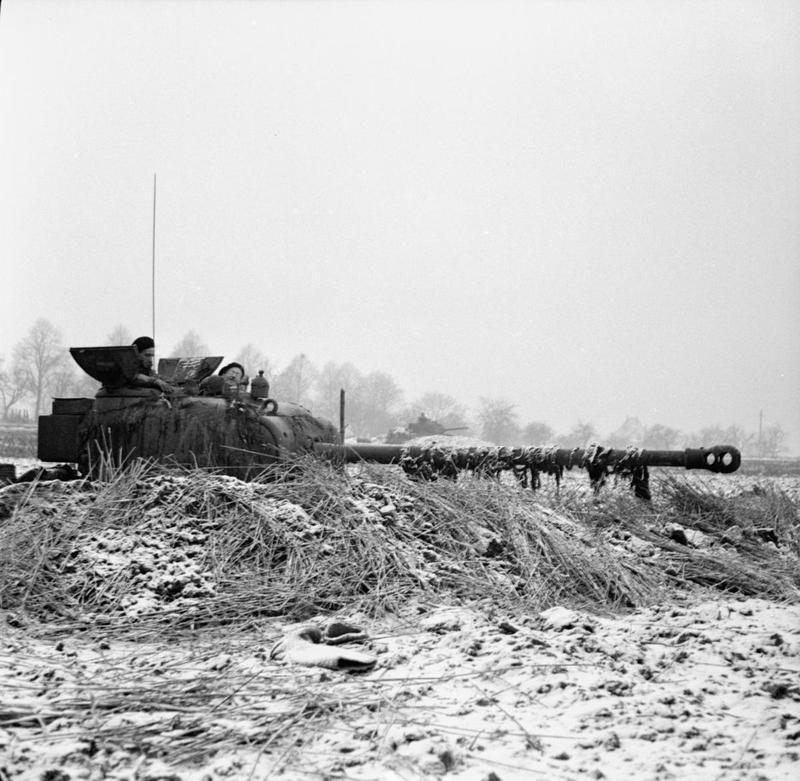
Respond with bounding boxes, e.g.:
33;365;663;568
70;347;141;386
157;356;223;383
70;347;223;387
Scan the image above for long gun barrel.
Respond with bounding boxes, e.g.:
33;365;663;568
314;443;741;473
313;442;741;500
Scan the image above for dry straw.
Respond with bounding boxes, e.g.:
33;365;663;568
1;459;797;633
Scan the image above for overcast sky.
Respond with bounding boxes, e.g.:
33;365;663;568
1;0;798;451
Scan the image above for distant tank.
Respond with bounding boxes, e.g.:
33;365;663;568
24;346;742;499
385;412;468;444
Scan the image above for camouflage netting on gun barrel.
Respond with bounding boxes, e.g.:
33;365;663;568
581;444;650;500
399;444;650;499
80;396;282;478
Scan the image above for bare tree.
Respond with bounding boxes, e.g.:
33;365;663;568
12;319;69;419
760;424;787;458
49;361;98;400
0;356;27;420
170;331;210;357
556;421;598;448
51;365;78;399
406;392;468;429
349;371;404;436
641;424;682;450
271;353;318;407
106;324;133;345
697;425;727;446
476;397;519;444
698;424;755;453
313;361;363;421
725;425;755;453
234;343;273;380
607;416;645;448
520;421;555;445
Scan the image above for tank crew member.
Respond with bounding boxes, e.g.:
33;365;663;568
199;361;247;396
219;362;246;388
131;336;174;393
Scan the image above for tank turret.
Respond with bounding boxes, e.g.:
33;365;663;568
386;413;468;444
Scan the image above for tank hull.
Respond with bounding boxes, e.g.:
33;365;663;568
38;393;340;478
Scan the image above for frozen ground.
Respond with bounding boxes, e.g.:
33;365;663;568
1;460;798;779
1;598;799;780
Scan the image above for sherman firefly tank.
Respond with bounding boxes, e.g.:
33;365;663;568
35;346;340;479
26;345;742;499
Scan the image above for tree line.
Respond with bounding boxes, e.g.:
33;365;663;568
473;401;787;457
0;319;789;457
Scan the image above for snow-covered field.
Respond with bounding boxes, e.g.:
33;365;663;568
2;597;798;780
1;460;798;780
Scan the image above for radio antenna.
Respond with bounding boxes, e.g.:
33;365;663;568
151;173;157;341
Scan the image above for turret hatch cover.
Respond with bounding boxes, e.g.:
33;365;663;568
158;356;223;384
70;346;140;386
